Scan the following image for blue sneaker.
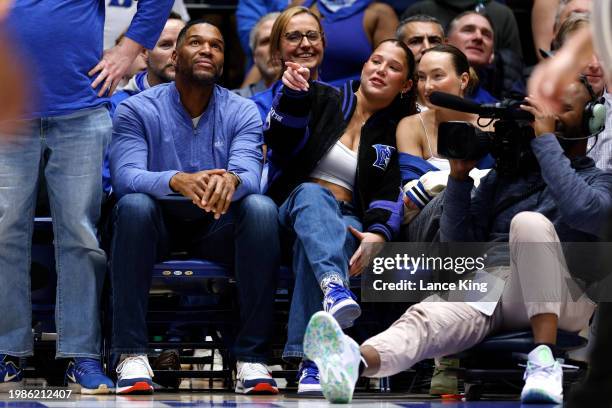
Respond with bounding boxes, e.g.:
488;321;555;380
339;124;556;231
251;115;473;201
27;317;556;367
0;355;23;392
323;282;361;328
297;360;322;396
66;358;114;394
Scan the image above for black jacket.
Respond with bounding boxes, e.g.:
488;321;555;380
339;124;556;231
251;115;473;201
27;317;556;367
264;80;408;241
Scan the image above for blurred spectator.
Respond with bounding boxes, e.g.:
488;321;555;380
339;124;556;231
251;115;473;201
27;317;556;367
110;13;186;115
396;14;445;63
402;0;522;58
104;0;190;50
447;11;525;100
532;0;592;60
552;14;611;171
0;0;173;393
301;0;399;87
233;12;281;97
555;0;591;33
552;13;604;95
113;30;147;90
236;0;289;65
109;19;280;396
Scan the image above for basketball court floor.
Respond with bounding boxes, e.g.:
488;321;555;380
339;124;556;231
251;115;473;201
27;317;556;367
0;393;550;408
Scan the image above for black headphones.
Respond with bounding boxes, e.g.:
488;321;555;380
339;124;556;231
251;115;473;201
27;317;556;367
579;75;607;137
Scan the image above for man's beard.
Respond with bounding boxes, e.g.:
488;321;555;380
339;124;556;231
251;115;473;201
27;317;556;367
152;64;175;84
176;63;220;85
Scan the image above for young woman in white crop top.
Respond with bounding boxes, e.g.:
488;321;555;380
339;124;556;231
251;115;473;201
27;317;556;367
266;37;417;393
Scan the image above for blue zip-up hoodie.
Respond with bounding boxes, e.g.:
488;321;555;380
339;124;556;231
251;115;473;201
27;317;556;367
110;82;264;200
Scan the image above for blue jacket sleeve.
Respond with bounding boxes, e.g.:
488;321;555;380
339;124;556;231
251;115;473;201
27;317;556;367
227;100;264;200
398;152;438;184
124;0;174;49
532;134;612;237
110;103;178;198
441;173;497;242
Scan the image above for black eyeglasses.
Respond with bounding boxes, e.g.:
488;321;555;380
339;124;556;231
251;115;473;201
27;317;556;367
283;30;323;45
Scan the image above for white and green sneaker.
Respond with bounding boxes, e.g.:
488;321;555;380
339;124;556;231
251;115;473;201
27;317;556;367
303;311;361;403
521;345;563;404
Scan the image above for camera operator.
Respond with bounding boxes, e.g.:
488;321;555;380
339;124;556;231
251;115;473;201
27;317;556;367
298;79;612;405
441;79;612;403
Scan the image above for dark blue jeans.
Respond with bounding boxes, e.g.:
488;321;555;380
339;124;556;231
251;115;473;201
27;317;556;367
278;183;361;360
110;193;280;363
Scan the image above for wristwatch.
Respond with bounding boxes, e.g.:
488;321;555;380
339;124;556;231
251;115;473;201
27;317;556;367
227;171;242;187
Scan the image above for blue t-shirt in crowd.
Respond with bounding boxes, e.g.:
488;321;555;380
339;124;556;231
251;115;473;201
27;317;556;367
8;0;172;117
110;83;264;200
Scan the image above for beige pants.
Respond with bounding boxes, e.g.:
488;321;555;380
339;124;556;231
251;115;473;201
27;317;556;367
364;212;597;377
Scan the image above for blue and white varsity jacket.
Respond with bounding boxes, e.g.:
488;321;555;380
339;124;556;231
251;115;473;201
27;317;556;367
264;80;411;241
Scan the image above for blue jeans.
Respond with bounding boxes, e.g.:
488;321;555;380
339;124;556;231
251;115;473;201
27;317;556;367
279;183;361;359
0;106;111;358
110;193;280;363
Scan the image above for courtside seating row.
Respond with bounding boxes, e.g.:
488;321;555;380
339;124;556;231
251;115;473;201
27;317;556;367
30;196;589;396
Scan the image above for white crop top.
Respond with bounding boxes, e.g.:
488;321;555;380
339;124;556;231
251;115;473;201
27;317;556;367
419;112;451;171
310;141;358;191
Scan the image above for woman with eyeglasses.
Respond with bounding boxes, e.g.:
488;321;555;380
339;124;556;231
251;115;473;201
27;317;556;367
264;33;417;394
251;6;326;122
298;0;399;87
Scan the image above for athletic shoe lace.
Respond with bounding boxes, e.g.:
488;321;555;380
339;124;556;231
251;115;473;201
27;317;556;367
523;360;560;381
116;356;153;377
299;360;319;382
326;282;356;301
238;362;270;379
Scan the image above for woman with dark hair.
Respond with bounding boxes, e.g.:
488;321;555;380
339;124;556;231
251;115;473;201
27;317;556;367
265;39;416;394
396;44;494;226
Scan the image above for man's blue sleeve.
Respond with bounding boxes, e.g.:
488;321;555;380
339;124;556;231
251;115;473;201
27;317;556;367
227;100;264;200
125;0;174;49
110;103;178;198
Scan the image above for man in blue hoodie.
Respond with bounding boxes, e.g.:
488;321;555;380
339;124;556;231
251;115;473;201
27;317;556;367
105;14;186;193
0;0;173;394
109;20;281;395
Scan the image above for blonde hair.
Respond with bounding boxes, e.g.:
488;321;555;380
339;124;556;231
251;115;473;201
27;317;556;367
269;6;325;76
